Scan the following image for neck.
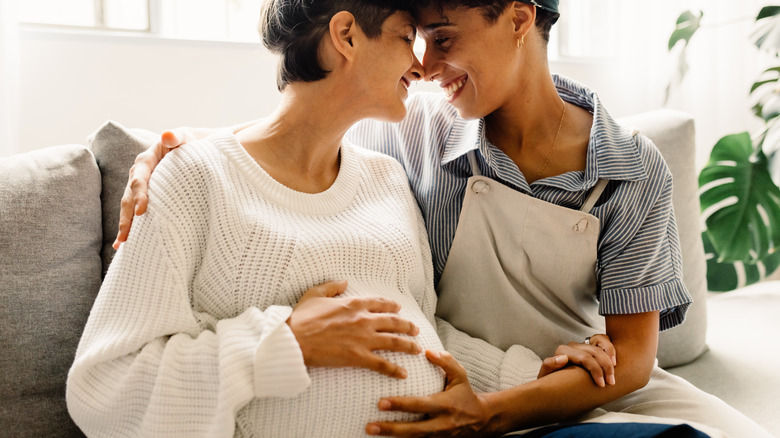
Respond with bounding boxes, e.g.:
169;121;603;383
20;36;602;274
483;71;563;157
236;80;363;191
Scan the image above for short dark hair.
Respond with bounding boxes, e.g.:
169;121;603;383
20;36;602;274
411;1;559;42
260;0;413;91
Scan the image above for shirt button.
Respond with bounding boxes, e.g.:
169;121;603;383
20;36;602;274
472;180;490;194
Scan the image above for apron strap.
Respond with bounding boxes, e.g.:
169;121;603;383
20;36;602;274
467;150;482;177
580;179;609;213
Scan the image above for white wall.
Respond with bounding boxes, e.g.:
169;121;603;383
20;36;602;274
18;27;281;152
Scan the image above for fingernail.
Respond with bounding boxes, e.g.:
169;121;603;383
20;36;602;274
378;399;391;410
555;355;567;365
613;356;617;366
597;377;606;387
367;424;381;435
414;344;422;354
397;369;407;379
608;375;616;386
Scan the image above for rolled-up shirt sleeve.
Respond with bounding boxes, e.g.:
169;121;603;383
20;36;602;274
596;138;692;331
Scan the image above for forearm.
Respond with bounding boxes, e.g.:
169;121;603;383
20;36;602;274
484;352;651;431
484;312;659;432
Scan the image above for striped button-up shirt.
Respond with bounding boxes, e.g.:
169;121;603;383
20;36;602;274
346;75;691;330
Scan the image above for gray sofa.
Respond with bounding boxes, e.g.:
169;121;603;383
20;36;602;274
1;111;778;437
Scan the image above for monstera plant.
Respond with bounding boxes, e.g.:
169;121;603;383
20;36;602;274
668;6;780;291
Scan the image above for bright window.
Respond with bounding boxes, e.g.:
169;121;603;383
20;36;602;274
17;0;262;42
18;0;150;31
555;0;620;59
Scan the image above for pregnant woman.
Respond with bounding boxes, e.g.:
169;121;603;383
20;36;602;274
66;0;547;436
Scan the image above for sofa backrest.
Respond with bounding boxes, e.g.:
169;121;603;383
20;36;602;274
89;121;158;276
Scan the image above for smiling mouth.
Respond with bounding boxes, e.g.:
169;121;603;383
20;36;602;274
444;76;467;98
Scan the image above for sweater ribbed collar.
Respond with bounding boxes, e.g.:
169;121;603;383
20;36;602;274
210;132;361;215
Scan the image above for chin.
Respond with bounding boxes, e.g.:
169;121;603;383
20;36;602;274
451;105;483;121
449;98;490;121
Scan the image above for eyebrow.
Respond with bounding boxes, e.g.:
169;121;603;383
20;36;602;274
421;21;454;32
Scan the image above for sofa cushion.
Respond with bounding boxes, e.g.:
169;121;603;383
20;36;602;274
618;110;708;368
0;144;101;437
88;121;158;276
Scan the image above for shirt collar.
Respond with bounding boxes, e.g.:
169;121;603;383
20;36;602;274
441;74;648;191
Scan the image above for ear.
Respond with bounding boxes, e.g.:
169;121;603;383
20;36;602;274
328;11;358;62
511;1;536;39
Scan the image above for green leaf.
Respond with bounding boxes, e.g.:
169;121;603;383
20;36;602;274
757;6;780;21
702;231;780;292
699;132;780;262
751;7;780;54
764;120;780;185
668;10;703;51
750;66;780;122
665;10;701;104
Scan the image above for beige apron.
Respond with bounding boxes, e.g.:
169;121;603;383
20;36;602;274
436;150;609;357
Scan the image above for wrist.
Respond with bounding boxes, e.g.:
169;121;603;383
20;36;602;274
477;391;508;436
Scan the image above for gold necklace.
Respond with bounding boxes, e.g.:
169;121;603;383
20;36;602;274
535;98;567;182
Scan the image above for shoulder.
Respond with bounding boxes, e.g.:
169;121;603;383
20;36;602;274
344;142;415;198
633;132;673;184
147;137;230;214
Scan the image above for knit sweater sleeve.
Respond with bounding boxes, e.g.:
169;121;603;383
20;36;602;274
405;192;542;393
435;317;543;393
66;150;310;437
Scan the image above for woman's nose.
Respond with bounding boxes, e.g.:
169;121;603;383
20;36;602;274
409;52;424;81
422;47;441;82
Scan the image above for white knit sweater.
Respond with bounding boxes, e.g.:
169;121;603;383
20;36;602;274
67;133;541;437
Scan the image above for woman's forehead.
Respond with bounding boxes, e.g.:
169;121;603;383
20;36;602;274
385;9;416;30
414;5;475;31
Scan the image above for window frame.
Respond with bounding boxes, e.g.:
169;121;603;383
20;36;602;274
18;0;157;34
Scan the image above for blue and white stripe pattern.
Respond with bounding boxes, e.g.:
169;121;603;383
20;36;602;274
346;75;691;330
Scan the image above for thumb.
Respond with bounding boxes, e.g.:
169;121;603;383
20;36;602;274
538;355;569;379
299;280;348;304
318;279;348;297
425;350;467;381
161;129;186;150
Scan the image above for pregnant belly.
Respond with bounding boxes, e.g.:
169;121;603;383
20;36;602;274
237;291;446;437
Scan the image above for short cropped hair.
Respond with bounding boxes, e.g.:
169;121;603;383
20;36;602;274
411;0;559;42
260;0;413;91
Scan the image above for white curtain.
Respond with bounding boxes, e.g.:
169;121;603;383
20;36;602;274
554;0;768;170
0;0;20;157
